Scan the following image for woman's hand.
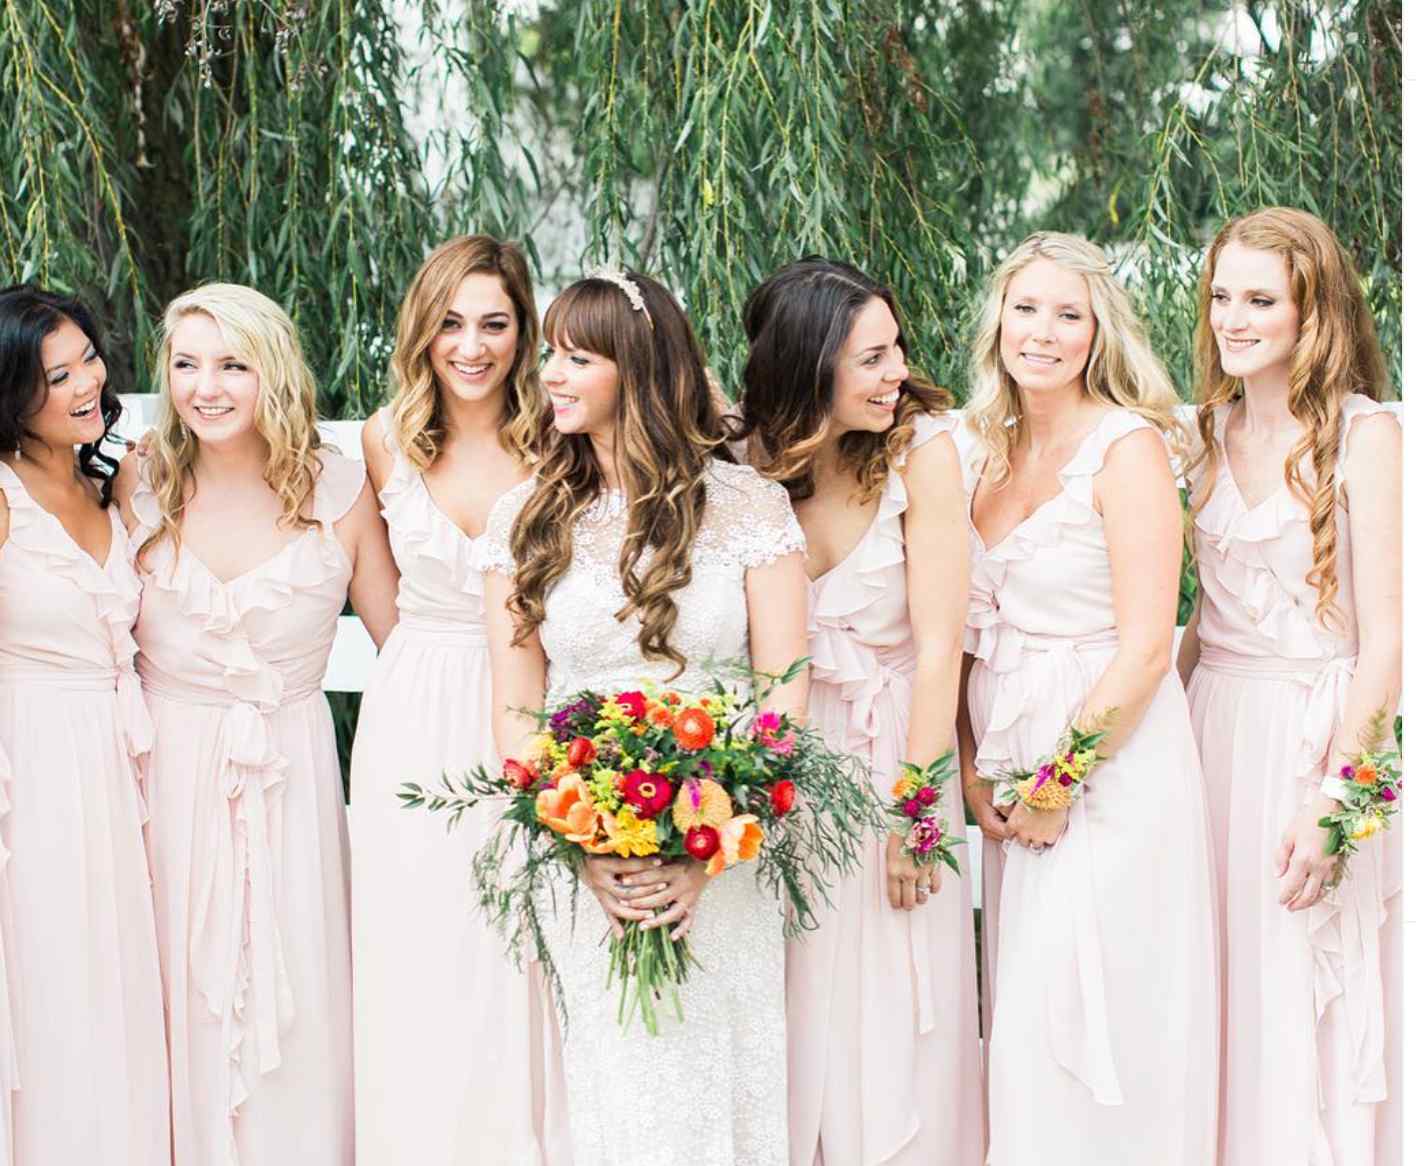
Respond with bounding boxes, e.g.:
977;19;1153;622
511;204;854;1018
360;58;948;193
1274;799;1341;911
625;859;709;940
1006;803;1068;850
581;855;665;937
964;777;1012;844
886;833;941;911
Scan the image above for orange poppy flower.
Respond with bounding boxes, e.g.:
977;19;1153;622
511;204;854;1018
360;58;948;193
673;707;715;751
535;774;600;845
705;815;764;877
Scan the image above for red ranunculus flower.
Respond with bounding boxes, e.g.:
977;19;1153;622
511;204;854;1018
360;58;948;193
672;707;715;751
503;759;535;790
684;824;721;861
566;736;597;769
770;779;796;817
620;769;673;817
616;690;648;720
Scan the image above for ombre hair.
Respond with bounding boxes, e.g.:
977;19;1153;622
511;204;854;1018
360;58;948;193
733;258;953;502
966;232;1184;485
1189;207;1389;628
507;271;730;673
139;282;322;565
389;234;541;469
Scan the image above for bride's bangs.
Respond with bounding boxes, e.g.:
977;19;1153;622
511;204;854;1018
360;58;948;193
543;282;625;362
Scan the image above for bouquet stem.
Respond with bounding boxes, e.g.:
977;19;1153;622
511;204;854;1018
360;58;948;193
606;922;698;1035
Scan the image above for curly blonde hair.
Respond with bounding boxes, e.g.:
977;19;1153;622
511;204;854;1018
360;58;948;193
389;235;542;469
508;272;730;674
139;283;322;567
732;258;953;501
1189;207;1389;629
965;232;1184;485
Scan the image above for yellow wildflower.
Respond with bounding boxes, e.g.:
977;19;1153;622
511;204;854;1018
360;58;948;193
1350;815;1384;842
606;806;660;857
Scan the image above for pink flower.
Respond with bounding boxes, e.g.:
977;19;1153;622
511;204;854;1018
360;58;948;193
765;730;797;757
903;798;922;819
909;817;941;855
1380;786;1398;802
620;769;673;817
917;786;937;806
755;711;782;734
1341;765;1356;780
1058;774;1074;787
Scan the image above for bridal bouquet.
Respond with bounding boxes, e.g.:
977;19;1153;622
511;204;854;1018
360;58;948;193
400;660;882;1034
1318;710;1403;882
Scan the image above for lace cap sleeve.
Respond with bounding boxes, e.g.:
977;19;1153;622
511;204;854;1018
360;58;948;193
709;462;806;569
480;477;536;575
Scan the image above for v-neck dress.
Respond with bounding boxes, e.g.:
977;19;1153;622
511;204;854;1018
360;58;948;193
961;409;1219;1166
349;407;565;1166
132;449;365;1166
0;463;169;1165
788;410;985;1166
1186;394;1402;1166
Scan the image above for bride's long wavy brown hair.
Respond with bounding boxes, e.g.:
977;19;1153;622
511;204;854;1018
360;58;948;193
508;272;730;673
732;258;953;501
1189;207;1389;629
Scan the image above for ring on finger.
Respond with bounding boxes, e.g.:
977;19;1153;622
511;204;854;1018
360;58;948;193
1028;842;1046;855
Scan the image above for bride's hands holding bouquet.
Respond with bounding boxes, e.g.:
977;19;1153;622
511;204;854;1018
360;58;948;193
634;860;709;940
583;856;664;937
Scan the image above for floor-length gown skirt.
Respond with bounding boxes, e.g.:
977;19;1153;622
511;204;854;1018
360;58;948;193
971;652;1218;1166
787;672;985;1165
351;623;565;1165
146;686;353;1165
1;679;168;1164
1189;658;1401;1165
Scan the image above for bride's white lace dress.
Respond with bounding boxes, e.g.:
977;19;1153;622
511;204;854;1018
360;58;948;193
483;459;806;1166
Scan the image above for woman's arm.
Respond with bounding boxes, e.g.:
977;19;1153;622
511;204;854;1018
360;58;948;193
1176;586;1202;687
1008;426;1182;848
745;549;810;718
360;414;394;495
1276;410;1401;911
111;451;142;535
483;570;549;761
340;479;400;650
890;433;969;909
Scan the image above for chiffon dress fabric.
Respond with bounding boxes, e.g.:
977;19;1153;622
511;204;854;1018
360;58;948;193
789;411;985;1166
482;460;806;1166
132;449;365;1166
962;409;1219;1166
350;407;564;1166
1186;394;1402;1166
0;463;169;1165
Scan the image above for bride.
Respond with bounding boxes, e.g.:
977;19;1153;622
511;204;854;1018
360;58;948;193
481;268;808;1165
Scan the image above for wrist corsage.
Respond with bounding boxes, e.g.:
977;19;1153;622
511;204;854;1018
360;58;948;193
1317;711;1402;879
990;715;1112;810
890;752;964;874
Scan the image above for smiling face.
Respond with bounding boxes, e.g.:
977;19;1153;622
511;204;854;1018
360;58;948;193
25;317;108;449
541;337;620;441
998;258;1096;400
1208;242;1300;386
167;312;262;445
429;272;520;407
828;295;909;436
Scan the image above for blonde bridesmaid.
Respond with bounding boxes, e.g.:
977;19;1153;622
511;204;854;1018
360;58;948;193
1178;207;1401;1165
349;236;564;1164
0;286;168;1164
956;233;1218;1165
734;259;985;1166
114;284;398;1165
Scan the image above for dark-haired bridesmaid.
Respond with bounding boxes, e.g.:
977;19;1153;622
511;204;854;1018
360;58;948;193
1179;207;1401;1165
734;259;985;1166
0;286;169;1163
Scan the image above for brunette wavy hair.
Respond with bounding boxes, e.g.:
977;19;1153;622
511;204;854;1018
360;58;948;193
507;271;730;673
389;234;542;469
140;283;323;566
731;258;953;501
1189;207;1389;629
0;285;123;502
966;232;1184;486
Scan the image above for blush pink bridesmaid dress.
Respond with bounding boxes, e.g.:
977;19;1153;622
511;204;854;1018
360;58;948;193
1186;394;1401;1165
131;449;366;1166
0;463;168;1164
788;410;985;1166
349;407;564;1165
963;410;1219;1166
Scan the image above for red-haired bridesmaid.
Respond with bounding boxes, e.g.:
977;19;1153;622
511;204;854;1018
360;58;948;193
1180;207;1401;1165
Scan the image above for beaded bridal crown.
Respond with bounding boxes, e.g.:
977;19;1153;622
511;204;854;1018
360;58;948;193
587;265;652;326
